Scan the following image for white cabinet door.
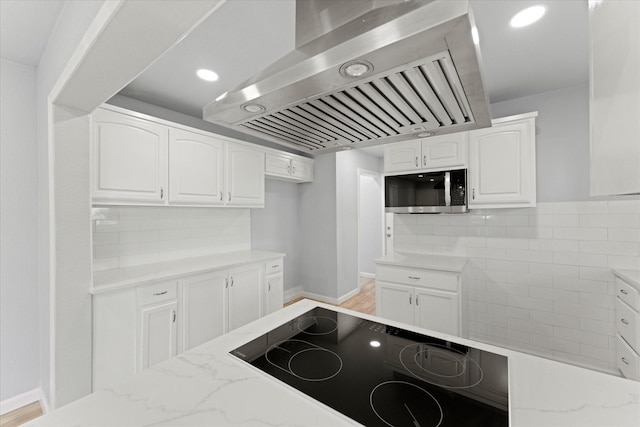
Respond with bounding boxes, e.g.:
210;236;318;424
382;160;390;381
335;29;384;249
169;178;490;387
384;140;421;173
265;273;284;315
265;153;292;178
291;158;313;181
589;0;640;196
226;143;265;207
169;129;224;205
181;271;227;351
376;281;414;325
228;263;263;330
468;114;536;208
421;133;467;170
139;300;177;371
415;288;459;335
92;108;168;204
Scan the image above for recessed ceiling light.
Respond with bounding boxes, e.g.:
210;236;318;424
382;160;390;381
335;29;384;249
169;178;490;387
510;5;546;28
196;68;219;82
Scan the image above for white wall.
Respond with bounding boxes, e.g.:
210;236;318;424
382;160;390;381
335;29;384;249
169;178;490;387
491;83;590;202
251;180;300;291
0;59;40;402
298;154;338;298
336;150;383;298
358;174;383;276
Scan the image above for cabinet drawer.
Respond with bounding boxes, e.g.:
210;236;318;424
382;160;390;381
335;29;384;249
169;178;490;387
616;298;640;351
616;334;640;380
376;266;458;292
265;259;283;275
617;278;640;311
137;281;177;306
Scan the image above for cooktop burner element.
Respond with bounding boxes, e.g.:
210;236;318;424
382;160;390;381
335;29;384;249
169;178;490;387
231;307;509;427
265;339;343;381
370;381;443;427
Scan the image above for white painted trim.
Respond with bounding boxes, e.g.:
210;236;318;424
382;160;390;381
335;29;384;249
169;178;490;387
283;287;361;306
0;388;43;415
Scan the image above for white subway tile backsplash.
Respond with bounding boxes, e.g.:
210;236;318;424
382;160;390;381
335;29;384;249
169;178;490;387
92;206;251;269
393;200;638;372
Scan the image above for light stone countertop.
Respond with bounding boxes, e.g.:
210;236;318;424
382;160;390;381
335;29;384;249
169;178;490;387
92;249;285;294
375;252;468;272
26;299;640;427
615;269;640;291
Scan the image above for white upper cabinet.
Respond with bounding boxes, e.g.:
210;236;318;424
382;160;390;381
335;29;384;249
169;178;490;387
168;128;224;205
468;112;537;209
92;108;168;204
226;142;265;207
589;0;640;196
265;152;314;182
384;133;467;173
384;140;422;172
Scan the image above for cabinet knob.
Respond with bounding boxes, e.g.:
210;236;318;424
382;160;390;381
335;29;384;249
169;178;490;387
292;166;296;175
621;318;630;325
415;157;418;167
423;155;427;166
620;289;629;295
472;188;475;200
386;233;391;238
621;357;630;366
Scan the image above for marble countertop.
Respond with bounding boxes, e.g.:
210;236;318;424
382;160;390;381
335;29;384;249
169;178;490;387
375;252;468;272
25;299;639;427
92;250;285;294
614;269;640;291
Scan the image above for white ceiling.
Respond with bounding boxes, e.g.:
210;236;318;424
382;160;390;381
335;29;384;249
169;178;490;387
119;0;589;117
0;0;65;67
1;0;589;145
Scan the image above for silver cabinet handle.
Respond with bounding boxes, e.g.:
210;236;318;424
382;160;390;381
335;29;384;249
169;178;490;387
160;187;164;199
219;191;223;201
230;276;234;287
225;278;229;288
620;289;629;295
408;276;420;280
472;188;475;200
287;165;291;174
416;295;419;306
171;310;176;323
292;166;296;175
228;192;231;202
153;291;168;296
423;155;427;166
272;264;280;268
415;156;418;167
268;282;271;291
409;294;412;305
621;357;630;365
621;318;630;325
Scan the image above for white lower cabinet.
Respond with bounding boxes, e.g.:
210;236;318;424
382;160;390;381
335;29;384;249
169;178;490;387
375;265;461;336
264;259;284;315
139;300;177;371
180;271;227;351
94;258;284;390
614;275;640;380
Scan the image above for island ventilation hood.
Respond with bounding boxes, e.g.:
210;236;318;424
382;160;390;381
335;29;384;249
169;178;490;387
203;0;491;154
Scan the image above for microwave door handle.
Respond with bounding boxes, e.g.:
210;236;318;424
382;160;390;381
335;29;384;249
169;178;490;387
444;172;451;206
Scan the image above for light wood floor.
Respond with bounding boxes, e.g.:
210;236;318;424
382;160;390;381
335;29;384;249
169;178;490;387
0;402;42;427
4;278;376;426
286;276;376;315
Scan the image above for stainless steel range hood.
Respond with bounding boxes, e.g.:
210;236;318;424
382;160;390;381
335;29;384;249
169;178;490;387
203;0;491;154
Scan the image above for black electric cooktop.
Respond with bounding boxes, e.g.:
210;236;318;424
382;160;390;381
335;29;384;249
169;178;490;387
230;307;509;426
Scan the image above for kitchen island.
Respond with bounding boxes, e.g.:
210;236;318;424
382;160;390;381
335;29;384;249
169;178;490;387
26;299;639;426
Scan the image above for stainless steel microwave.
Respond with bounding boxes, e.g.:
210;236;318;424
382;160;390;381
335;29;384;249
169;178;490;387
385;169;467;213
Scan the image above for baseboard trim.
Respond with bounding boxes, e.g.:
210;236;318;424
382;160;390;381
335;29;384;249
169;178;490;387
0;387;43;415
360;272;376;280
283;286;360;306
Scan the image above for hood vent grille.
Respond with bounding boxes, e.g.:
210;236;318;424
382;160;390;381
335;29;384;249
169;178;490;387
239;51;473;152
